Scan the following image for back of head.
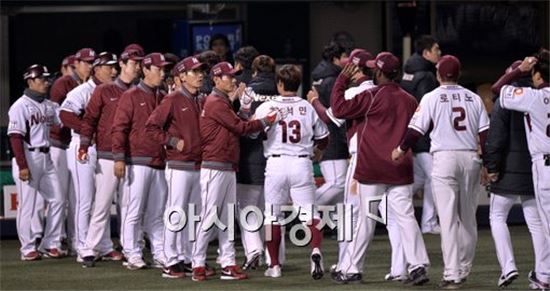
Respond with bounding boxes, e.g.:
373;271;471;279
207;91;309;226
276;64;302;92
198;50;221;70
235;46;259;69
414;35;437;55
252;55;276;74
322;41;347;62
534;48;549;83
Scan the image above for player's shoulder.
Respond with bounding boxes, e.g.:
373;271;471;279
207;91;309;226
9;95;29;110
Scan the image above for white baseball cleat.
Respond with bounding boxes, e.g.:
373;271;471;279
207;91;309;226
498;270;518;288
310;248;324;280
126;257;147;270
264;265;282;278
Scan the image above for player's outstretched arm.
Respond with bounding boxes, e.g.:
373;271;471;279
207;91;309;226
80;86;105;148
330;63;372;120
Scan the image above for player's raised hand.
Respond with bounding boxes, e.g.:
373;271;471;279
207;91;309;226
114;161;126;179
77;148;88;163
239;87;254;113
307;87;319;103
518;56;537;72
391;147;405;161
230;82;246;101
176;139;185;152
19;168;31;182
341;63;359;79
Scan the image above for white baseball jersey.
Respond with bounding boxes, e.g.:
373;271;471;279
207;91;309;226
60;79;97;140
8;94;61;148
500;85;550;159
409;84;490;153
255;96;329;157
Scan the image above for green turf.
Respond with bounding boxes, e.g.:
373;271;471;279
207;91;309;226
0;226;536;290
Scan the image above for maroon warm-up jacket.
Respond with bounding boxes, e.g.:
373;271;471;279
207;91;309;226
145;87;203;170
111;81;166;168
331;75;418;185
49;73;81;148
200;88;264;171
80;78;130;160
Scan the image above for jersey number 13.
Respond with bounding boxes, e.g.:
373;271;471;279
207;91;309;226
279;120;302;143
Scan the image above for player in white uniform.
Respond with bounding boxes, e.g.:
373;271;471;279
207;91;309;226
255;64;329;280
8;65;65;260
60;52;118;262
393;55;490;289
495;52;550;290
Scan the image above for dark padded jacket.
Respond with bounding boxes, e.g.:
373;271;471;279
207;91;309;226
484;78;534;196
237;72;277;185
400;53;438;153
311;60;349;161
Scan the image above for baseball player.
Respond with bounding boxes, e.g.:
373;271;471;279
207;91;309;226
145;56;206;278
77;48;144;268
393;55;489;289
491;51;550;290
191;61;278;281
332;52;430;286
112;52;171;270
49;48;96;253
255;64;329;280
61;55;76;77
485;59;550;288
60;52;118;263
8;64;65;260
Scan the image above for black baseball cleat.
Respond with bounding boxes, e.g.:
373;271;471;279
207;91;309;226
310;248;324;280
331;271;348;285
404;266;429;286
242;252;261;271
438;279;462;290
498;270;518;288
82;256;95;268
178;261;193;276
345;273;363;284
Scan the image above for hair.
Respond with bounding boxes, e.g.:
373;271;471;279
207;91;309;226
234;46;259;69
209;34;230;50
276;64;302;92
381;69;401;82
414;35;438;55
198;50;221;71
438;73;459;83
322;41;347;62
361;67;373;79
534;48;549;82
252;55;276;74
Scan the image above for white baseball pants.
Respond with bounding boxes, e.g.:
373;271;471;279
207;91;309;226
163;168;201;267
50;146;73;243
341;183;429;275
316;159;348;206
120;165;167;263
237;183;264;261
80;159;119;257
532;158;550;283
192;168;237;268
31;196;45;241
490;193;550;281
12;152;64;255
431;151;480;281
413;152;439;231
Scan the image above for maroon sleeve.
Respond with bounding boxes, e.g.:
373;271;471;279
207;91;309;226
80;85;104;148
479;129;488;156
314;136;329;151
111;92;134;161
491;68;523;95
145;97;176;147
59;111;82;133
9;134;28;170
399;128;424;152
49;79;69;136
330;74;374;119
209;100;263;135
311;98;331;124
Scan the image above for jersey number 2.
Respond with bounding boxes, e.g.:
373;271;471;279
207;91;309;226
452;107;467;131
279;120;301;143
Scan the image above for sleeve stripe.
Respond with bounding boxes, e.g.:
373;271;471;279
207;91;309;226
314;132;330;140
7;129;26;135
409;124;426;135
478;125;490;132
326;108;346;127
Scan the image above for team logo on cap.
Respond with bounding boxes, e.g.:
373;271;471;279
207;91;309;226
192;57;198;64
213;67;222;75
376;60;385;69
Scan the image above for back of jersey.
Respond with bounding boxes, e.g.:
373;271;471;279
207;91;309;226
410;85;489;152
255;96;329;157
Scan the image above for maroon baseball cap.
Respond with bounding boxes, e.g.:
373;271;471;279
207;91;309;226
93;51;118;67
211;61;240;77
174;56;206;75
366;52;400;73
62;55;76;67
125;43;145;56
437;55;461;79
343;48;365;64
23;64;50;80
142;52;171;68
120;48;144;62
344;50;374;68
75;48;96;62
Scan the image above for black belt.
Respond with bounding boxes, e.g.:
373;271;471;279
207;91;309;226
28;147;50;153
271;154;309;158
